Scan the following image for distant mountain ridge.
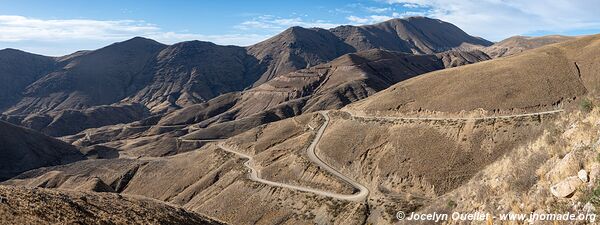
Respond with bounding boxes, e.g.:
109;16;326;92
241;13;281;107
0;17;497;136
483;35;575;58
249;17;493;85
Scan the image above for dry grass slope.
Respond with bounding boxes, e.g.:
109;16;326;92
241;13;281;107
0;185;224;225
349;34;600;114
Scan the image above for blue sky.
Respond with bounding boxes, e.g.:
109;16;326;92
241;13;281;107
1;0;599;56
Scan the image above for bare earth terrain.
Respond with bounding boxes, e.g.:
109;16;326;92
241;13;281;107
1;17;599;225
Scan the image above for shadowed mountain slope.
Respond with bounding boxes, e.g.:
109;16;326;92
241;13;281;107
123;41;263;113
0;120;84;181
0;17;496;138
0;17;490;125
249;17;492;85
6;37;166;116
18;103;150;137
247;27;356;85
435;49;491;68
330;16;492;54
0;49;56;111
3;38;262;117
158;49;444;139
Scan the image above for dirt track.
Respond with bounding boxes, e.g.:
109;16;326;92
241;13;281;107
217;111;369;202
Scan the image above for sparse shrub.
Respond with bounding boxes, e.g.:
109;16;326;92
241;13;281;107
447;200;457;209
580;182;600;207
510;151;548;192
580;98;594;113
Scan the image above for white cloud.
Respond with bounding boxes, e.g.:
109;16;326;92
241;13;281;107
0;15;159;42
398;11;427;17
0;15;271;49
365;7;392;13
347;16;372;24
236;15;342;30
402;3;423;8
383;0;600;40
346;14;400;25
332;8;354;14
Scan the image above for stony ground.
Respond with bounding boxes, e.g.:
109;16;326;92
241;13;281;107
0;185;224;225
410;106;600;225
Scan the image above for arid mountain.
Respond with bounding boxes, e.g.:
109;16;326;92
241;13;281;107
348;35;599;114
53;49;444;156
122;41;263;113
0;120;84;181
56;47;493;154
143;49;445;140
249;17;493;85
0;49;56;111
2;38;261;121
5;37;166;116
4;114;369;225
14;103;149;137
5;17;600;225
0;185;225;225
330;16;492;54
0;17;492;136
247;26;356;85
484;35;575;58
435;49;491;68
4;35;600;225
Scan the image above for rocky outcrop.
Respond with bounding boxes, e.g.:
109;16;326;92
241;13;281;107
550;176;582;198
578;169;589;182
548;151;582;182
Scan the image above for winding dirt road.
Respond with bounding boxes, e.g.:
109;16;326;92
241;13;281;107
114;108;565;202
217;111;369;202
215;109;565;202
343;109;564;121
